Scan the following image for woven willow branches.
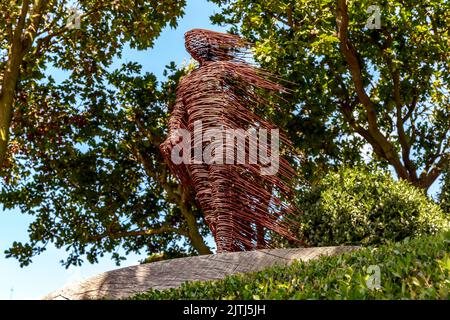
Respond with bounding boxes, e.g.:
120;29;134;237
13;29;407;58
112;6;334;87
160;29;301;252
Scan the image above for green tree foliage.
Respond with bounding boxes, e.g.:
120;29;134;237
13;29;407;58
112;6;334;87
0;1;217;267
209;0;450;189
296;166;449;246
0;0;185;166
1;61;212;267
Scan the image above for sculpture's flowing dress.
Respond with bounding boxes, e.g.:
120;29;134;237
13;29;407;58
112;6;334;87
161;30;300;252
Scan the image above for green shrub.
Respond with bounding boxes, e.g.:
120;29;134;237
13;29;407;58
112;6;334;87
296;166;449;246
129;230;450;300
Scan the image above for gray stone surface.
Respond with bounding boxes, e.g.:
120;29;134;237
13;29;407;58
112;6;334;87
44;246;359;300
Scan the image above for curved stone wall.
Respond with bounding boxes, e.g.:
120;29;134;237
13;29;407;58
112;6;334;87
44;246;359;300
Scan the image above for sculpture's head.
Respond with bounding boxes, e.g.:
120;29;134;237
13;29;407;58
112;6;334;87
184;29;249;64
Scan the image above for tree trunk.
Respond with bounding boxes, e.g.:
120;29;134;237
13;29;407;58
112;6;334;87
335;0;447;192
0;0;47;166
0;96;13;166
0;62;21;166
180;188;212;255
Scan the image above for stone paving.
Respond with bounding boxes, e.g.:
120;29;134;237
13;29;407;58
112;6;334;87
44;246;359;300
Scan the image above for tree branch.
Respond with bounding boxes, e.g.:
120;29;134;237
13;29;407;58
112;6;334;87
13;0;30;44
128;141;211;255
419;152;450;189
390;56;417;180
22;0;49;50
335;0;409;180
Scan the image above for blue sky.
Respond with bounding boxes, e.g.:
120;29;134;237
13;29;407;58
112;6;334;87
0;0;225;300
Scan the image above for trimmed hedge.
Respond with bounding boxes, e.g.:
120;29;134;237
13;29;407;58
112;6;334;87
296;166;449;246
129;230;450;300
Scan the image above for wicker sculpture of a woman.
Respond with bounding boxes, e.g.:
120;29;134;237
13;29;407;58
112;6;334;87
160;29;300;252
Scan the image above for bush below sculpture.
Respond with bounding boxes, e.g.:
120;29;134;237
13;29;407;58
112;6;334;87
295;166;449;246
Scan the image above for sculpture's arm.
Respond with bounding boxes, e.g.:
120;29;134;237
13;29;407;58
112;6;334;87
160;96;191;185
168;96;187;135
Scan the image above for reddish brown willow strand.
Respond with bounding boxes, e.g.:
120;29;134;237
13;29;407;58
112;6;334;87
160;29;302;252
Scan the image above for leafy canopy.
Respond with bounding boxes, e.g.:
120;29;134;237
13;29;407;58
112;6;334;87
1;1;216;267
209;0;450;189
0;0;186;165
